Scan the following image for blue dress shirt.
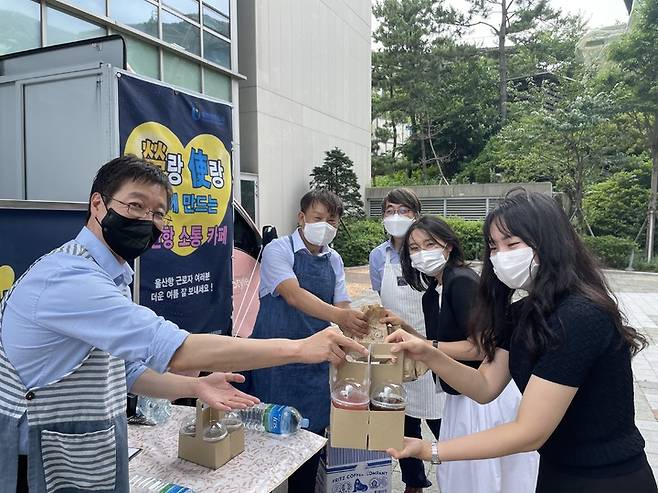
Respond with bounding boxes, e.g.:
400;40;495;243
2;227;189;453
258;228;351;303
368;239;401;293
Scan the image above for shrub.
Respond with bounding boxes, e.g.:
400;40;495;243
443;217;485;261
583;167;650;240
334;219;387;267
581;235;636;270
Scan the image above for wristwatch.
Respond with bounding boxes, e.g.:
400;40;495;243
431;441;442;465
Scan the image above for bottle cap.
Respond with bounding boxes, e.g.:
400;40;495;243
301;418;310;429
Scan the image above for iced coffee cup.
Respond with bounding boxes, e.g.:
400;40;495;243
331;378;370;411
203;421;229;442
370;382;407;411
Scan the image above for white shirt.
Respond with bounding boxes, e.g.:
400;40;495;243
257;229;351;303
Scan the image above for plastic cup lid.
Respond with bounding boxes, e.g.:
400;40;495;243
331;379;370;407
203;421;228;442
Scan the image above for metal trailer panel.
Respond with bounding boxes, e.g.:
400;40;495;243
23;67;116;201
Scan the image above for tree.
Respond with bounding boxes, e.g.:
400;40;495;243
310;148;364;218
583;164;651;240
372;0;463;182
466;82;622;230
403;48;500;180
603;0;658;259
465;0;558;123
508;13;586;79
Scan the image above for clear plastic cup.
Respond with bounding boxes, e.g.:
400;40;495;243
370;381;407;411
331;378;370;411
179;416;197;436
202;421;228;442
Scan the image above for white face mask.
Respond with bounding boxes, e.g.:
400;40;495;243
410;248;447;276
490;246;538;290
303;221;337;247
383;214;414;238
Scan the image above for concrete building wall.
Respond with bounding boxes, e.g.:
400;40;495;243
238;0;372;233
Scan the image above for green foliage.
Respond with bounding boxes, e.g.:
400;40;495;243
443;217;485;260
372;0;495;181
465;0;560;122
372;168;446;187
333;219;387;267
310;148;364;218
464;82;626;230
603;0;658;255
332;216;485;267
509;14;586;79
635;258;658;273
581;235;637;270
583;164;651;240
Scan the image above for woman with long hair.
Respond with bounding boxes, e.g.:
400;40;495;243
386;191;657;493
384;214;538;493
368;189;445;493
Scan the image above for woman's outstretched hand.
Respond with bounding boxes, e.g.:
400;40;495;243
386;437;432;461
385;328;434;362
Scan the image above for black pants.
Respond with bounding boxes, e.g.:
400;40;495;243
287;438;322;493
17;455;28;493
399;415;442;488
536;457;658;493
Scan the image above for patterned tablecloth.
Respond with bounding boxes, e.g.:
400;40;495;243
128;406;327;492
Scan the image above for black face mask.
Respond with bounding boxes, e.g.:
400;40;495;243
97;208;162;261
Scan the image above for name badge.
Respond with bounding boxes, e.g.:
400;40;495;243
396;276;408;287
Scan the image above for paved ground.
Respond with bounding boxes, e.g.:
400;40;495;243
343;266;658;492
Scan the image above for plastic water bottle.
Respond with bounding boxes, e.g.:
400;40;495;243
237;403;309;435
136;396;172;425
130;474;196;492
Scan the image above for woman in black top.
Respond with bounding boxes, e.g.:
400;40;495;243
383;216;538;493
386;192;658;493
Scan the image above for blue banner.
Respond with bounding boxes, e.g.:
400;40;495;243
118;74;233;334
0;206;86;302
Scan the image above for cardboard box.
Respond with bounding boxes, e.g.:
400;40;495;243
329;343;405;451
316;437;392;493
178;402;244;469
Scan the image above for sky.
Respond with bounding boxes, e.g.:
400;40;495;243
373;0;631;47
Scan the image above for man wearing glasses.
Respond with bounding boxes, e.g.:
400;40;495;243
0;155;366;492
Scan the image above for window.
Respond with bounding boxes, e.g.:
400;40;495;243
0;0;41;55
46;7;105;46
203;5;229;38
203;30;230;68
204;68;231;101
162;10;200;55
204;0;229;17
110;0;158;38
62;0;105;16
163;51;201;92
164;0;200;22
123;34;159;79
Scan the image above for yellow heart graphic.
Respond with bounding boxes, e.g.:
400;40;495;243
0;265;15;302
124;122;232;257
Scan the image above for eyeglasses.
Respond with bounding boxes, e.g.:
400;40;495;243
103;195;171;226
384;206;413;217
